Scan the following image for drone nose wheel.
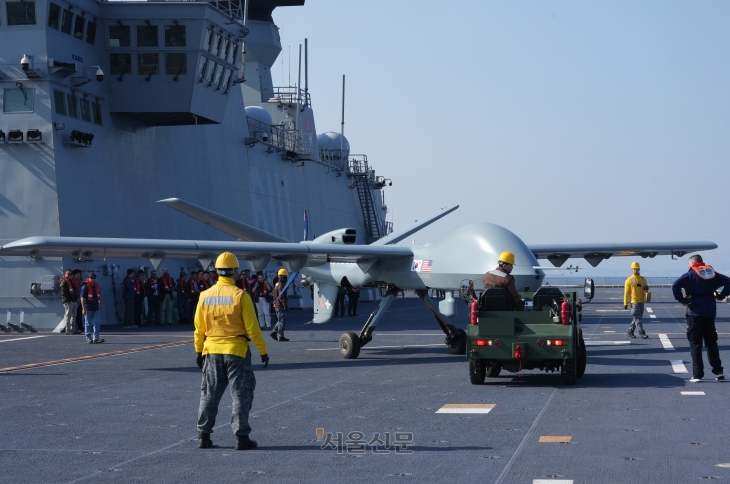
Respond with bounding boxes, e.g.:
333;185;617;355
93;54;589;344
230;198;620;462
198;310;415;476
339;331;361;359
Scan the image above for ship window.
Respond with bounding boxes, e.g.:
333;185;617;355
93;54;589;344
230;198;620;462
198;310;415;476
218;38;229;59
48;3;60;29
53;90;66;116
209;32;220;54
109;53;131;76
4;88;34;113
227;43;237;64
137;24;158;47
220;68;231;92
85;20;96;44
204;60;215;83
92;100;103;125
109;24;130;47
80;98;92;122
60;8;72;34
165;24;185;47
138;53;159;75
73;15;84;40
66;93;78;118
196;56;208;82
6;1;36;25
165;53;186;75
212;63;223;88
203;28;213;51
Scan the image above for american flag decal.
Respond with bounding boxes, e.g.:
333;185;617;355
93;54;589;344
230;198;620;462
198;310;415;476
421;260;432;273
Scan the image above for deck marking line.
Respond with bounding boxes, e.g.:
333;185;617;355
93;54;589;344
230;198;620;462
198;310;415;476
66;344;436;482
649;314;657;319
585;341;631;346
307;344;443;351
494;389;557;484
604;331;616;333
671;360;688;373
0;335;47;343
681;391;705;396
0;340;193;373
646;308;653;313
436;404;495;414
533;480;573;484
659;334;675;350
538;436;572;443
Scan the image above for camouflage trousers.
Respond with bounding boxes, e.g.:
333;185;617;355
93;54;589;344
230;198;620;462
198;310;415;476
197;351;256;437
629;303;645;333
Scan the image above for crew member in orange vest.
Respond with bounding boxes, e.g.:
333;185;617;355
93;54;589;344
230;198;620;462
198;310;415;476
80;272;104;344
159;268;175;326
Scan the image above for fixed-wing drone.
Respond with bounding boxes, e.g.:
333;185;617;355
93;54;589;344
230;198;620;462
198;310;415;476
0;199;716;359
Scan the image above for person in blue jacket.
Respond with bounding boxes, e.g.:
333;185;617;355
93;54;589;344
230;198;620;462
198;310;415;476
672;254;730;382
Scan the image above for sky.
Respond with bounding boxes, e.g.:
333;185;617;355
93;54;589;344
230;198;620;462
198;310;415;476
274;1;730;276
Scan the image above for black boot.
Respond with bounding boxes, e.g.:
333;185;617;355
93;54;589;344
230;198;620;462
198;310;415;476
235;435;258;450
198;432;212;448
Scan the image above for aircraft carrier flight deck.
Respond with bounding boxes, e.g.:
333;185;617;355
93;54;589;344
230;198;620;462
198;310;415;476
1;287;729;484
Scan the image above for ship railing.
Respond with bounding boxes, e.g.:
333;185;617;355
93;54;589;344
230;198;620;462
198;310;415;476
297;132;314;157
246;116;298;152
317;150;347;171
207;0;245;25
348;154;370;175
267;87;311;109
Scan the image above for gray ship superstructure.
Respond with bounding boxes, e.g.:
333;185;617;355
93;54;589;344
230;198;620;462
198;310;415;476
0;0;391;329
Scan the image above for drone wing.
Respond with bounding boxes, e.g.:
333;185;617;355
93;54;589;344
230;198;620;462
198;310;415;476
529;241;718;267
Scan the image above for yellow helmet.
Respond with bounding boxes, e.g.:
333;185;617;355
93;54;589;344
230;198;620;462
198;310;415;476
277;268;288;276
498;251;516;265
215;252;239;269
631;261;640;269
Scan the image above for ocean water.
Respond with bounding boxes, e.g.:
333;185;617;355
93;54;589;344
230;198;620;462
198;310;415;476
544;276;676;286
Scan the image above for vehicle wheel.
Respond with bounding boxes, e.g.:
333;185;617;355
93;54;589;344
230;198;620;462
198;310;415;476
561;357;576;385
577;335;586;378
448;328;467;355
339;332;361;359
486;362;502;378
469;359;486;384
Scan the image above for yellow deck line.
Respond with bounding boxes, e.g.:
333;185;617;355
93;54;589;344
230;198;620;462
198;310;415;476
0;340;193;373
539;436;572;443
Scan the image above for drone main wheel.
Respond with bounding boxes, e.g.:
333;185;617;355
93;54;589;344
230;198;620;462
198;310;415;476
339;332;361;359
448;328;467;355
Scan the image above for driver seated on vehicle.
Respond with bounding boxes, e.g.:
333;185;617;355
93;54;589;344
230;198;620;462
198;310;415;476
482;251;525;311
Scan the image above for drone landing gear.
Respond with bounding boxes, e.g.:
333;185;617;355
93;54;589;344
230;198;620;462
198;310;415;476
339;285;399;359
414;290;466;355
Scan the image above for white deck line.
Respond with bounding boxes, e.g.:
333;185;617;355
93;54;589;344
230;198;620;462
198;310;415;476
649;314;657;319
671;360;688;373
585;341;631;346
681;391;705;396
0;335;47;343
646;307;654;313
533;480;573;484
658;334;675;350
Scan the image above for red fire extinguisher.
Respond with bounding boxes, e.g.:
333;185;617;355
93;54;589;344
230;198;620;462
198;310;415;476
561;298;571;325
470;299;479;325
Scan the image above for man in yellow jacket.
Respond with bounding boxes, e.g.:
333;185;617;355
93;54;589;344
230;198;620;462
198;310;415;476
194;252;269;450
624;261;650;339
